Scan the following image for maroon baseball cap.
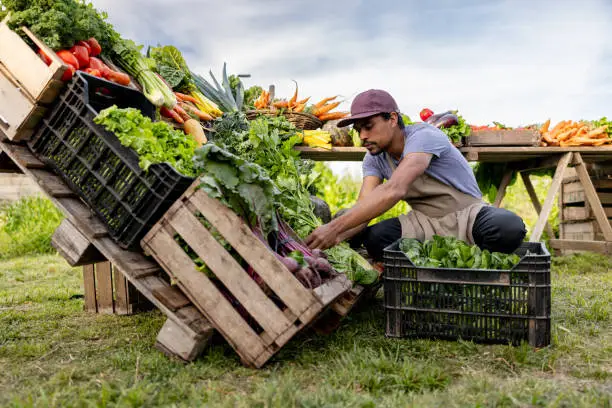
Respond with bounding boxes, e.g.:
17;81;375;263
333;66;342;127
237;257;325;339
337;89;399;128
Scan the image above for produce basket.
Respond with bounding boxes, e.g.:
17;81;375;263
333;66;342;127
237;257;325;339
383;241;551;347
246;109;322;130
29;72;194;249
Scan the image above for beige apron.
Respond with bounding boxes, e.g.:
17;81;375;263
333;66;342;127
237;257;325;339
385;154;485;244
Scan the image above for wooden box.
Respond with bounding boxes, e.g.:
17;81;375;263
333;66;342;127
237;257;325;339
0;65;49;142
0;19;66;104
141;182;352;368
465;129;540;147
83;261;153;315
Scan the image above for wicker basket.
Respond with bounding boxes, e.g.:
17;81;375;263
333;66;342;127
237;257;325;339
246;110;322;130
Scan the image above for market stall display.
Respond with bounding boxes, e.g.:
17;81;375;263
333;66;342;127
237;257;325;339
1;0;611;368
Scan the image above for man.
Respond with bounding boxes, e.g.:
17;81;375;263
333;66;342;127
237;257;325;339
305;89;526;260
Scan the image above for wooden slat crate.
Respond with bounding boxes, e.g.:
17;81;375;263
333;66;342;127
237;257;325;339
558;164;612;254
83;261;154;315
0;19;66;103
0;19;67;141
465;129;540;147
141;182;352;368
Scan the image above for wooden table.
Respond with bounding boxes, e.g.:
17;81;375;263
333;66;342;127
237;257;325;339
296;146;612;255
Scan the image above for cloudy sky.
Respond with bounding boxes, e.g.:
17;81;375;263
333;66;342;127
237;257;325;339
92;0;612;175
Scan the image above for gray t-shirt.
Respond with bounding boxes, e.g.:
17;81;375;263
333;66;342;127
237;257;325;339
362;123;482;199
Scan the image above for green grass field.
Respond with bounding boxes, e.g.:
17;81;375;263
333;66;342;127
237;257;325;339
0;177;610;407
0;253;610;407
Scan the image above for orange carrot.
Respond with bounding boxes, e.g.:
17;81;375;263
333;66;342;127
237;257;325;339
314;96;337;108
181;103;213;121
173;105;190;121
318;112;349;121
273;100;289;108
161;106;184;124
175;92;199;104
289;80;298;107
293;103;306;113
314;101;341;116
296;96;310;105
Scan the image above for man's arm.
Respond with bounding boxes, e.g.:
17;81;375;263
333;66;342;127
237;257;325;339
335;175;382;242
306;152;432;249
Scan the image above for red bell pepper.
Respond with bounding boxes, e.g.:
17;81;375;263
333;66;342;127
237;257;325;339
70;45;90;70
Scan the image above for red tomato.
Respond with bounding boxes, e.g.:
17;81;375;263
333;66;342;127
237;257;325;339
38;49;52;66
61;65;76;81
77;40;91;53
87;38;102;57
56;50;79;70
84;68;102;78
420;108;434;121
70;45;90;69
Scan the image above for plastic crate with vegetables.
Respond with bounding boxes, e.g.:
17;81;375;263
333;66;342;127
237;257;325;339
383;235;551;347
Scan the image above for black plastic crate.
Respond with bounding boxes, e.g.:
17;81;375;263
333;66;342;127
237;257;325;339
383;241;551;347
29;72;194;249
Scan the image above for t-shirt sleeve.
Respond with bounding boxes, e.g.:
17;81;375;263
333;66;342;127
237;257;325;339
362;153;383;179
404;125;449;158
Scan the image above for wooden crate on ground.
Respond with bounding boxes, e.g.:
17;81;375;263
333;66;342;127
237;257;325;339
141;182;352;368
83;261;154;315
557;163;612;254
0;20;66;141
464;129;540;147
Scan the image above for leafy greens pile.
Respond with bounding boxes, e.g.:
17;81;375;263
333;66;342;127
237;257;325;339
94;106;197;176
400;236;521;270
209;113;379;285
440;113;471;144
2;0;119;50
193;144;279;236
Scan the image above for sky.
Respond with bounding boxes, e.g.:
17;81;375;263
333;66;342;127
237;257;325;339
92;0;612;176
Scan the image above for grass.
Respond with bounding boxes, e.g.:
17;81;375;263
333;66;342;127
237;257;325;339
0;253;610;407
0;196;63;259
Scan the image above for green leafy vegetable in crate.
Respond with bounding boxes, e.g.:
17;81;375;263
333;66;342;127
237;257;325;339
399;235;521;270
93;105;197;176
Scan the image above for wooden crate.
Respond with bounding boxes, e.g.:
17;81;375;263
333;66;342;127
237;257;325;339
0;19;66;104
465;129;540;147
83;261;154;315
0;64;49;142
141;182;352;368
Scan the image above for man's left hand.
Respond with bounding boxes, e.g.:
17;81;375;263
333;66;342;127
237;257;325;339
305;223;341;250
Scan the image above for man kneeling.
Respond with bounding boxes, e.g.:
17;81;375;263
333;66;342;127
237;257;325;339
305;89;526;260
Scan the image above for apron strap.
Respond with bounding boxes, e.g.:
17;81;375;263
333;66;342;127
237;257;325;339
385;153;398;171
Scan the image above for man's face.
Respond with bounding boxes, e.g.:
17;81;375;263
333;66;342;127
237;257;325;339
353;114;396;156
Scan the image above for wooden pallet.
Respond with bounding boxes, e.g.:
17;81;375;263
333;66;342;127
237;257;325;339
0;140;214;362
464;129;541;147
141;181;352;368
83;261;154;315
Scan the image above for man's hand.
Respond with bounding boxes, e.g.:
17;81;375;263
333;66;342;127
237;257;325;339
305;222;341;250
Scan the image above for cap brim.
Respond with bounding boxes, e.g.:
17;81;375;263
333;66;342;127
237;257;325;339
336;111;384;128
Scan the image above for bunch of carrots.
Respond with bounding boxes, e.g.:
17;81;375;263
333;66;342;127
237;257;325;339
540;119;611;147
271;82;309;112
253;82;349;121
311;96;349;121
160;92;214;124
254;90;271;109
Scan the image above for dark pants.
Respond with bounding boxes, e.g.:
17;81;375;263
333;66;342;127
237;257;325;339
348;206;527;261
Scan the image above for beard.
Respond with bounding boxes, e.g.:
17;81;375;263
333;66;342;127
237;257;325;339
364;143;383;156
